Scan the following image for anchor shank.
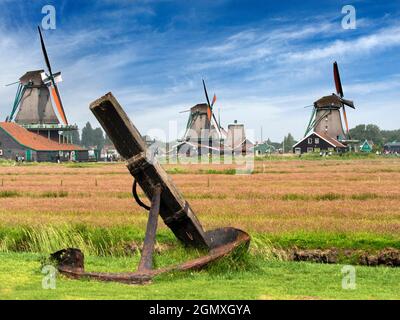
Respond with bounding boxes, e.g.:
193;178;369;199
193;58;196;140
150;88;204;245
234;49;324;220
90;93;209;248
138;185;161;272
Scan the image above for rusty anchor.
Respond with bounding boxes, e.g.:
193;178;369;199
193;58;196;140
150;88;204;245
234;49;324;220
51;93;250;284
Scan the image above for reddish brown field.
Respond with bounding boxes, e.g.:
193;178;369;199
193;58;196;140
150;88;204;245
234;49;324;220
0;159;399;236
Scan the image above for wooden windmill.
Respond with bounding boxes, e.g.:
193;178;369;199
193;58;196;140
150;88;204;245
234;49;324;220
304;62;355;142
6;26;76;143
179;80;226;155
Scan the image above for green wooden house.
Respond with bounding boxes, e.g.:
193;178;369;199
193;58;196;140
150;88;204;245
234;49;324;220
360;140;373;153
254;142;275;156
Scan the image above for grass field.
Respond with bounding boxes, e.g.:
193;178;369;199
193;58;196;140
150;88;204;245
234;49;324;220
0;157;399;299
1;252;399;300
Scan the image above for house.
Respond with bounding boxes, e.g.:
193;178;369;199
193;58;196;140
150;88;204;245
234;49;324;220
384;141;400;154
292;131;347;155
359;140;373;153
0;122;87;162
254;142;275;156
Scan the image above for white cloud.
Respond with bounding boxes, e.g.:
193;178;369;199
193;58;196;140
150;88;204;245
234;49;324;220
0;7;400;142
284;25;400;62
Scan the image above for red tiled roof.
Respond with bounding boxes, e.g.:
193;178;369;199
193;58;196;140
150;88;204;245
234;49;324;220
0;122;84;151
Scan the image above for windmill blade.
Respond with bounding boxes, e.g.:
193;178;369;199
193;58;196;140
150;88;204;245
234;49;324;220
42;71;62;83
210;94;222;137
38;26;69;125
51;85;68;125
53;73;62;83
211;94;217;108
340;97;355;109
342;105;350;136
5;80;20;87
202;79;213;121
38;26;53;76
202;79;212;108
201;80;223;137
333;61;344;97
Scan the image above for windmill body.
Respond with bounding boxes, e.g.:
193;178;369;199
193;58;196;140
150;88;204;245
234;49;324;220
183;103;224;142
15;70;59;125
313;94;347;141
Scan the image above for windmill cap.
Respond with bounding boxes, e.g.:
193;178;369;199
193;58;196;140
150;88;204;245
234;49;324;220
19;70;45;83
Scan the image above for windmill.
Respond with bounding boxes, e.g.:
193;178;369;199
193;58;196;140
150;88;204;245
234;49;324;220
7;26;68;126
304;62;355;142
181;80;225;145
4;26;78;144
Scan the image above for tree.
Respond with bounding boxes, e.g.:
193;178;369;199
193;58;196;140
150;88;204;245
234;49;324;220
70;129;80;145
381;129;400;144
92;127;105;150
349;124;383;146
283;133;296;153
81;122;93;147
104;134;113;146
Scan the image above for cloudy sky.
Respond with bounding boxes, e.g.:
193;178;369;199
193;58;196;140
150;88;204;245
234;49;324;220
0;0;399;142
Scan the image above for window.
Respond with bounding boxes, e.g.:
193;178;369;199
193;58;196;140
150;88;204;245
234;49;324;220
315;138;319;144
295;148;301;155
307;147;313;153
308;138;312;144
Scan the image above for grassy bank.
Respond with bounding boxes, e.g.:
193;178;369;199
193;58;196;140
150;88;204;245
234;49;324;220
0;225;398;258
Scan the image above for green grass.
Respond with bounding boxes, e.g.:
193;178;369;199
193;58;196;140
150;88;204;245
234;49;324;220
0;252;399;300
279;192;394;201
198;168;237;175
0;190;21;198
314;193;345;201
39;191;69;198
0;190;69;198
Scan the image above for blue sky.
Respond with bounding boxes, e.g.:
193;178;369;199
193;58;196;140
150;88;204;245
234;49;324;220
0;0;399;142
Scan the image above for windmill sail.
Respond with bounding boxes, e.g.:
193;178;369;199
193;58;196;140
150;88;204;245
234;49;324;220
38;26;68;125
